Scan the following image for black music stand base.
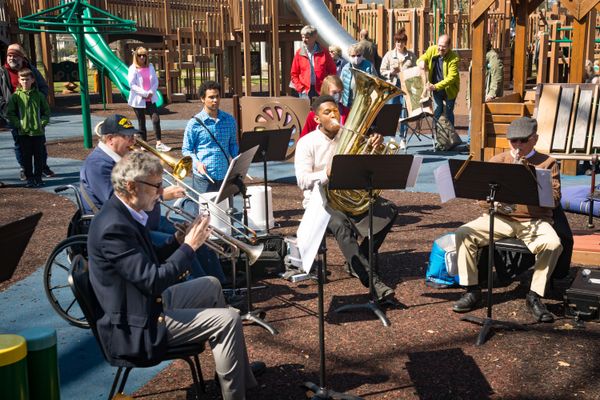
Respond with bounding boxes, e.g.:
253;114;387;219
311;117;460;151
335;298;402;327
459;183;526;345
461;315;527;346
302;237;363;400
302;382;363;400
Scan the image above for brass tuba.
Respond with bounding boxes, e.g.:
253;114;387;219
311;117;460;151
326;68;403;216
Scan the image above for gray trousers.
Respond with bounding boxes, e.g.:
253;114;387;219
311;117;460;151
163;277;257;399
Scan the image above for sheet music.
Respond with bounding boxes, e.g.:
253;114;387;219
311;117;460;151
535;168;554;208
296;185;331;273
434;162;456;203
406;156;423;188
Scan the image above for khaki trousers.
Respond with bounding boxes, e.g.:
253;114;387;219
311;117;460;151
163;277;257;400
455;214;562;297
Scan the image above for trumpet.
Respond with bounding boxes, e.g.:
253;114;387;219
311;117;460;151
160;200;264;265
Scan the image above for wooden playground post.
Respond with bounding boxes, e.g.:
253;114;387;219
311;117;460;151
548;22;559;83
269;0;280;96
512;2;528;98
586;9;597;63
241;0;251;96
470;1;489;161
376;4;385;58
38;0;54;106
537;30;548;84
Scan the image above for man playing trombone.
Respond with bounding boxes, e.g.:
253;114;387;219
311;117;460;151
80;114;226;283
87;151;265;399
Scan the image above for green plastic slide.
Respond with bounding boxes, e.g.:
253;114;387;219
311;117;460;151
66;7;165;107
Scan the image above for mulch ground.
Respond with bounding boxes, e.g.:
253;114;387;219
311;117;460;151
2;98;599;399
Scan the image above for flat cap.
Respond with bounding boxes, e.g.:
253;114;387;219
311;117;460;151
507;116;537;140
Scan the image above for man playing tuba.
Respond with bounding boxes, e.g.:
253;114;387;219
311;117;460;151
294;95;398;302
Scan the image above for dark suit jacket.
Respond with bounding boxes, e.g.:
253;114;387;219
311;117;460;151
87;195;195;365
80;146;116;214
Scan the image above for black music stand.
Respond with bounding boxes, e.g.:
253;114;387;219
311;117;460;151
329;154;414;327
0;212;42;283
239;129;293;233
372;103;403;137
448;159;540;345
216;145;279;335
302;233;363;400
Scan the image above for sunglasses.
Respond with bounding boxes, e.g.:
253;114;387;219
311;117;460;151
137;54;147;58
136;180;162;191
509;136;532;144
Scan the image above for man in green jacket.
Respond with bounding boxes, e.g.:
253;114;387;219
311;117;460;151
418;34;460;127
485;46;504;101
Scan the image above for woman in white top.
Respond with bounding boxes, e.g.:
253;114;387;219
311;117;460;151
380;29;416;148
127;47;170;152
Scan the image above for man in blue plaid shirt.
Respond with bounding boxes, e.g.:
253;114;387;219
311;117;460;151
183;81;239;193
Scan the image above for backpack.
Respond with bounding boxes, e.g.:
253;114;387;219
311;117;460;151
425;233;460;288
435;115;462;151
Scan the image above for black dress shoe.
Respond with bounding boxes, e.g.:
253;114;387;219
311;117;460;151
452;290;482;313
526;292;554;323
250;361;266;377
344;263;359;278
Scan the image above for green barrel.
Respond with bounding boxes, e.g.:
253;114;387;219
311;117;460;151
0;334;29;400
18;328;60;400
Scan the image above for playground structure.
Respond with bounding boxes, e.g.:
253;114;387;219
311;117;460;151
1;0;600;162
471;0;600;175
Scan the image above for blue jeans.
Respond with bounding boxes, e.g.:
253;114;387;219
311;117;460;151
432;90;456;127
149;222;226;283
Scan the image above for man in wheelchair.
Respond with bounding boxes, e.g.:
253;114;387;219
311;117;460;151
87;151;264;398
452;117;563;323
79;114;226;282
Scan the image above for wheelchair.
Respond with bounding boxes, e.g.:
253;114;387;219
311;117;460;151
43;185;92;328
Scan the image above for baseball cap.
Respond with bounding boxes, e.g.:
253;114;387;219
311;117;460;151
99;115;139;136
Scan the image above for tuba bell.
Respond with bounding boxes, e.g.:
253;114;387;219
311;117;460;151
326;68;403;216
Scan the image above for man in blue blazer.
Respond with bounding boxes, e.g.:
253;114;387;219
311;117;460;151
87;151;263;399
80;114;226;283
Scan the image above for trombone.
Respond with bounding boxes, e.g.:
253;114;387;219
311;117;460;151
159;200;264;265
133;137;263;264
162;169;259;243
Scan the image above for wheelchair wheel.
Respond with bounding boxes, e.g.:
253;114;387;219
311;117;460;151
43;234;89;328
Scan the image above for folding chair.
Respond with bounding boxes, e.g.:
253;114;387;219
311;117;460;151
400;100;456;153
399;101;438;152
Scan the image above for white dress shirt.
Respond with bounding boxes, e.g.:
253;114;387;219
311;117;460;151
294;127;340;208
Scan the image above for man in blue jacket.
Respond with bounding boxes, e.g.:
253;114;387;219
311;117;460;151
87;151;264;399
80;114;226;282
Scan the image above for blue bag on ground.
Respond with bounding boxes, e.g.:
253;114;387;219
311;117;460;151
426;233;459;288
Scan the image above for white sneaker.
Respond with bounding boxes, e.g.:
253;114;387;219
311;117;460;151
399;139;407;150
156;143;172;152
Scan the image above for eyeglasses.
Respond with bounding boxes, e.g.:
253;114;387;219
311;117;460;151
136;180;163;191
137;54;147;58
509;136;532;144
